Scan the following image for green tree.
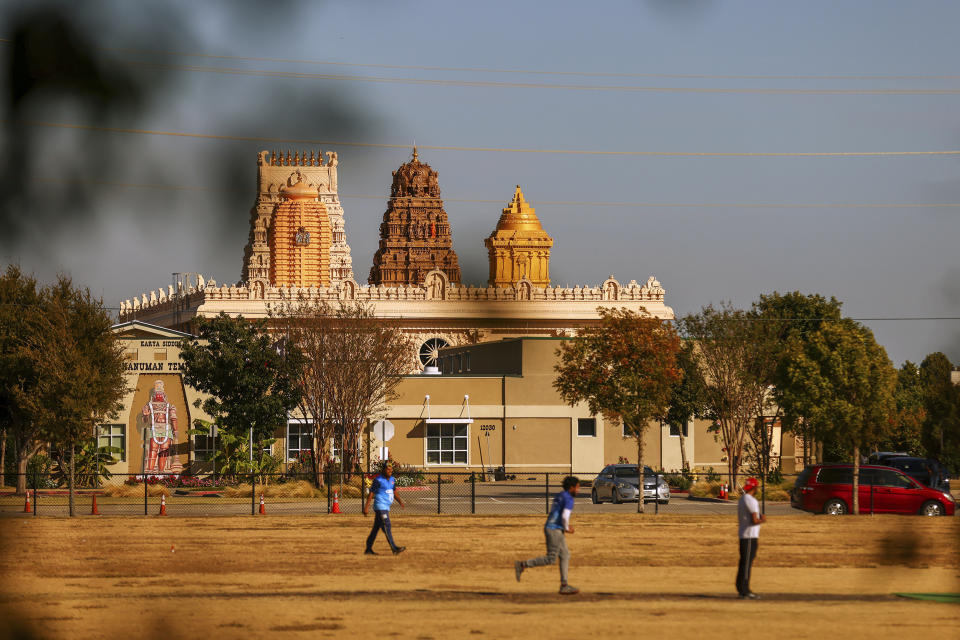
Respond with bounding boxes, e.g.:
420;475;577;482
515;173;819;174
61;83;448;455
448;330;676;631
665;340;709;472
754;292;843;465
0;265;45;494
179;313;303;484
919;352;959;470
878;361;925;456
19;277;127;515
779;319;896;513
554;307;681;513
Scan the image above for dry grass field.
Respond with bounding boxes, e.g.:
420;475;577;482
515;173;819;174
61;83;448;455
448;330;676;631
0;513;957;640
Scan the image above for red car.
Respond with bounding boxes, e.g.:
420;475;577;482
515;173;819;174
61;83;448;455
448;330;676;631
792;464;956;516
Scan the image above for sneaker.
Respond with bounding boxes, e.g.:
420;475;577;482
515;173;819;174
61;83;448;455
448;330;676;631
392;546;406;555
364;549;376;555
746;592;761;600
514;561;524;582
558;584;579;595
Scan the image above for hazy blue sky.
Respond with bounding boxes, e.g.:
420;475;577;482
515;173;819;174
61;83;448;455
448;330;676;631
2;0;959;366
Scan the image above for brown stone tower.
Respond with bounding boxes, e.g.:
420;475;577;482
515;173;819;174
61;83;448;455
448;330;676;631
368;148;461;286
268;172;332;288
485;186;553;288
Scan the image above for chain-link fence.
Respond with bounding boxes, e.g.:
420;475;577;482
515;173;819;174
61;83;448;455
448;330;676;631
0;470;806;517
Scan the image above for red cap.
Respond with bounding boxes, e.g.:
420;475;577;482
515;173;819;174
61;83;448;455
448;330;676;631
743;477;759;492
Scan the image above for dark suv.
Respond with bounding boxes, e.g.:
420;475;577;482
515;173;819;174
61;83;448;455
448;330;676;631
791;464;955;516
880;457;950;493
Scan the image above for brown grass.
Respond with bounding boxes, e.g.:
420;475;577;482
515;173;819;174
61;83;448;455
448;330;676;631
101;484;170;498
0;514;957;639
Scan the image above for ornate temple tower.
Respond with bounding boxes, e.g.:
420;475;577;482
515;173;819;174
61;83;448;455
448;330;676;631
268;173;332;288
368;148;461;286
485;186;553;288
242;150;353;288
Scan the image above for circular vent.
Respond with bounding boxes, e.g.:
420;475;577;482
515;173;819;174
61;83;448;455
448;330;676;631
418;337;449;367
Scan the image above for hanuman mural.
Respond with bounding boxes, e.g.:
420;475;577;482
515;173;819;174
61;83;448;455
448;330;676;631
141;380;182;474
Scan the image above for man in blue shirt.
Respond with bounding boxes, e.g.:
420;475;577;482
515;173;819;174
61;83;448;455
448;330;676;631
514;475;579;594
362;462;406;555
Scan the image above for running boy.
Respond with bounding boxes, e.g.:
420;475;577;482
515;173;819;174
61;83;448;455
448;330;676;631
363;462;406;555
514;475;579;595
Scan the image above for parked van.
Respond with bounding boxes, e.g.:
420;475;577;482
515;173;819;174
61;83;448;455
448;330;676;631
791;464;955;516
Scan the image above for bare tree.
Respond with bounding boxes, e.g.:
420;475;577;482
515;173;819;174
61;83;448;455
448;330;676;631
681;305;770;488
271;297;412;487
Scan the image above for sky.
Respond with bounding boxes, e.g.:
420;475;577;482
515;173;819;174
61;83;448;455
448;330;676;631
1;0;959;367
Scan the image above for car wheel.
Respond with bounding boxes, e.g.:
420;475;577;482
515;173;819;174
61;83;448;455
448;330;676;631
591;489;599;505
920;500;943;517
823;498;847;515
612;488;621;504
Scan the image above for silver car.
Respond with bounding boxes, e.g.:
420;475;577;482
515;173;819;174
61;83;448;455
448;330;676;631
591;464;670;504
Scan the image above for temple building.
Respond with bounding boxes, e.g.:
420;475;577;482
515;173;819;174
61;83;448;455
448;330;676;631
105;146;813;476
486;186;553;288
120;147;674;372
368;148;461;286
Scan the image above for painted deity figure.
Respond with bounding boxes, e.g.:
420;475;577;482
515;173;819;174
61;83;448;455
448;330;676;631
142;380;181;474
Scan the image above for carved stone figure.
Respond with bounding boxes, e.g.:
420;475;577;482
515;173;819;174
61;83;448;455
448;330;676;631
142;380;181;474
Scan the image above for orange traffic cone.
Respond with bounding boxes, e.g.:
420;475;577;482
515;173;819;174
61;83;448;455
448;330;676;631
158;494;168;516
91;494;100;515
331;490;341;514
718;483;726;500
23;492;32;514
259;494;266;515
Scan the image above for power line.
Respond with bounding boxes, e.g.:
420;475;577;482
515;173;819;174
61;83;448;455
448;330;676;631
96;60;960;95
14;120;960;157
3;37;959;81
25;178;960;209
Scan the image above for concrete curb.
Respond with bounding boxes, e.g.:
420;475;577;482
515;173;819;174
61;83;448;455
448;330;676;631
685;495;733;504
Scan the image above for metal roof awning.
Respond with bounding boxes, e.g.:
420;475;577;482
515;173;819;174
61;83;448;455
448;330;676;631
425;418;474;424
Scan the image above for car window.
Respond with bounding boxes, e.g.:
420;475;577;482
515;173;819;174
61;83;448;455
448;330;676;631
615;467;639;478
817;468;853;484
858;468;878;485
601;466;613;477
876;469;915;488
795;468;812;487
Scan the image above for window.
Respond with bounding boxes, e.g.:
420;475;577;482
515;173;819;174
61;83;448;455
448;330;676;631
817;468;853;485
194;432;215;462
98;424;126;462
668;422;688;437
875;469;915;489
426;423;468;464
577;418;596;437
287;421;313;461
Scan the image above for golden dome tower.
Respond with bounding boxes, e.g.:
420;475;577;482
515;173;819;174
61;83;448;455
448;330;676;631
269;171;332;288
485;186;553;288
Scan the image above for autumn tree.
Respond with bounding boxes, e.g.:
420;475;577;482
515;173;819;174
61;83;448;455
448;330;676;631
270;298;412;486
179;313;304;479
877;361;926;456
554;307;681;514
19;277;127;515
778;319;896;513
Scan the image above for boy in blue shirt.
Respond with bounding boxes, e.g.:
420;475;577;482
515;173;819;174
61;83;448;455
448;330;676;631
363;462;406;555
515;475;579;594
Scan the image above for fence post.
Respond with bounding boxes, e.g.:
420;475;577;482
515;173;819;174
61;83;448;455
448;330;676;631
251;472;256;516
437;472;442;514
655;474;660;515
545;473;550;514
470;472;476;514
327;473;332;514
143;472;148;516
33;471;38;517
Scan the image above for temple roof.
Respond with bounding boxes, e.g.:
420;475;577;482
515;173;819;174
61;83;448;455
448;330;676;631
493;186;545;233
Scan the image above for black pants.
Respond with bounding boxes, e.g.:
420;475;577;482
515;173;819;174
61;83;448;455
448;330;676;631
366;509;399;551
736;538;759;595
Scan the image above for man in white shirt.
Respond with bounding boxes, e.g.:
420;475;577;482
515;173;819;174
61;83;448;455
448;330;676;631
736;477;766;599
